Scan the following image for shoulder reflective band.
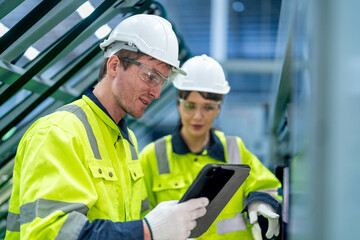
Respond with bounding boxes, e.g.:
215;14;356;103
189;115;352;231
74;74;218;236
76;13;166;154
154;138;170;174
226;136;241;164
56;105;101;160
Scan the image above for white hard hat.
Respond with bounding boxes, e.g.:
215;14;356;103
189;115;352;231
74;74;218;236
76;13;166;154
173;54;230;94
100;14;186;76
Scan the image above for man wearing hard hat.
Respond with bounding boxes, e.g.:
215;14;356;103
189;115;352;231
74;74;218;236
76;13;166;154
5;15;208;240
140;55;282;240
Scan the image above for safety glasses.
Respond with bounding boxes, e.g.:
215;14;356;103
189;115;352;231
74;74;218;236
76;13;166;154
123;58;169;88
179;98;221;117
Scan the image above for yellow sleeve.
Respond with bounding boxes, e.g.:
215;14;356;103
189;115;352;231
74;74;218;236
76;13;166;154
238;138;282;201
9;122;96;239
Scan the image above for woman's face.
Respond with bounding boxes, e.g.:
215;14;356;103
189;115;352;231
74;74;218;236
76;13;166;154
178;91;221;139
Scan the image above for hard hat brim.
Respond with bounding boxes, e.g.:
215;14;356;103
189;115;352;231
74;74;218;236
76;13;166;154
172;67;187;76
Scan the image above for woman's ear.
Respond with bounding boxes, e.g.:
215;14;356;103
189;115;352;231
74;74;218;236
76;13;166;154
215;104;221;117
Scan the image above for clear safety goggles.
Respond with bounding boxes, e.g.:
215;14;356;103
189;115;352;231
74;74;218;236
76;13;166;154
178;98;221;117
123;58;169;88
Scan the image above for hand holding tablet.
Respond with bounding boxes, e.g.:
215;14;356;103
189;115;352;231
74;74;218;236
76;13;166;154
179;163;251;238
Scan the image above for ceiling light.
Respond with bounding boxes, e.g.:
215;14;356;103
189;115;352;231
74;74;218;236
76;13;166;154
0;22;9;37
95;25;111;39
76;1;95;19
24;46;40;60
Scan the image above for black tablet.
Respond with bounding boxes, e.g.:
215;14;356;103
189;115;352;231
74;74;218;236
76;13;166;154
179;163;251;238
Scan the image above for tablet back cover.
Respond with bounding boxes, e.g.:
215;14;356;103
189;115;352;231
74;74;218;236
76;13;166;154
189;164;250;238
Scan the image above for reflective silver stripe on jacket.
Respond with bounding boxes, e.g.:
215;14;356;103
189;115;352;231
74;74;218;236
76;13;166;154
56;211;88;240
127;135;138;160
57;105;101;159
129;144;138;160
6;212;20;232
226;136;241;164
154;136;241;173
141;197;150;213
154;138;170;174
216;212;247;235
7;199;89;233
256;188;279;196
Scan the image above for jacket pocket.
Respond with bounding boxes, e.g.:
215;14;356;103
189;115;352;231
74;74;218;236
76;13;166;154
152;174;185;191
88;159;118;181
152;174;186;202
128;160;144;181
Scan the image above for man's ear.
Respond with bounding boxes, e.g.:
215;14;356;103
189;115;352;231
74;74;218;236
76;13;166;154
107;55;120;77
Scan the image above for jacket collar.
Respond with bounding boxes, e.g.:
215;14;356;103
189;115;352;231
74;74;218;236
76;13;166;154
171;127;226;162
84;87;131;143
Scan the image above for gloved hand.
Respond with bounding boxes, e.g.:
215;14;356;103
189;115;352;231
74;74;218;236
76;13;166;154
144;197;209;240
248;200;280;240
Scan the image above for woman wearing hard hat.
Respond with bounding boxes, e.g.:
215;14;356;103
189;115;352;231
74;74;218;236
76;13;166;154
140;54;282;240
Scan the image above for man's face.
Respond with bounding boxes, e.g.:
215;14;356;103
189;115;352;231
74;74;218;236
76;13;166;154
111;55;170;119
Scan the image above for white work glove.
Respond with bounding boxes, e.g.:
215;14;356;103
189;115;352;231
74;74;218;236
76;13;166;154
248;200;280;240
144;197;209;240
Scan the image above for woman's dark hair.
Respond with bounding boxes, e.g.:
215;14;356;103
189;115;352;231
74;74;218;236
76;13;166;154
98;49;145;81
176;90;224;105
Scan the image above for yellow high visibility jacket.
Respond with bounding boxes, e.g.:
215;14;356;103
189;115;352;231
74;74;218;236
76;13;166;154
5;94;147;239
140;129;282;240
